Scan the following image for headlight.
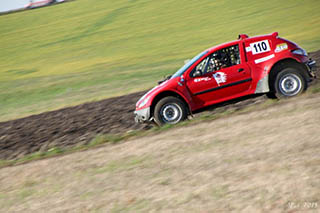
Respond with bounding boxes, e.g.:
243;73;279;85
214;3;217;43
138;96;150;109
292;48;307;56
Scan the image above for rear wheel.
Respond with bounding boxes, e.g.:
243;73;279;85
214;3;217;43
266;92;277;99
154;96;187;126
273;68;307;98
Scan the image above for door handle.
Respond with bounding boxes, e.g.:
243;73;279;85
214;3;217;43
238;68;244;72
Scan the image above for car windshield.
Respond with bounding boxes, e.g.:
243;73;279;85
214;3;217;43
171;50;208;79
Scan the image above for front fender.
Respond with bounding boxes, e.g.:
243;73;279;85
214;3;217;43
149;88;192;116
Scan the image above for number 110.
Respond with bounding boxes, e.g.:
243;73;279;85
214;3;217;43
253;42;268;52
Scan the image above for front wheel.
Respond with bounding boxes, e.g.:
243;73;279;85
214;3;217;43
154;96;187;126
273;68;307;98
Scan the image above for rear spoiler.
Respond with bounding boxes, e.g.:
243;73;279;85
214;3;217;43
238;32;279;40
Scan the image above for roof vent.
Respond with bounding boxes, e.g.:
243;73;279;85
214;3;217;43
238;34;249;40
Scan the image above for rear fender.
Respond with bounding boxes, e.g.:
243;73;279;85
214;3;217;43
268;58;310;92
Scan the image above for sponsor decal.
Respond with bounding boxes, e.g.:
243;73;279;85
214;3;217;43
254;54;275;64
213;72;227;86
250;40;271;55
275;43;288;53
194;77;211;83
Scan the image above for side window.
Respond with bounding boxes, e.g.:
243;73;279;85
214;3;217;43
191;44;240;77
207;45;240;73
192;56;210;77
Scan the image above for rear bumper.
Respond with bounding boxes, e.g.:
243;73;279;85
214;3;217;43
134;107;151;123
306;59;317;78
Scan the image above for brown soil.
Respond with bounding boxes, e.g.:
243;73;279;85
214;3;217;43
1;88;320;212
0;50;319;160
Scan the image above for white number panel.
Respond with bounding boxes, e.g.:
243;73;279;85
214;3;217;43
249;40;270;55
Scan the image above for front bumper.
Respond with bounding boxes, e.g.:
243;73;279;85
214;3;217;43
306;59;317;78
134;107;151;123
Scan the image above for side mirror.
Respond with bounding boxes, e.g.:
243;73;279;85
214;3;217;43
193;70;202;77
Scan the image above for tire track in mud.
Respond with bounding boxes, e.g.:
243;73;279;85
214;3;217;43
0;91;151;160
0;51;319;160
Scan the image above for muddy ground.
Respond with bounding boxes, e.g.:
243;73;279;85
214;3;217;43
1;88;320;212
0;51;319;160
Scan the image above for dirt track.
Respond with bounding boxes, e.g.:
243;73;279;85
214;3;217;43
0;51;319;160
1;88;320;212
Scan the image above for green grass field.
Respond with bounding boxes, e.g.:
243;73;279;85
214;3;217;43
0;0;320;121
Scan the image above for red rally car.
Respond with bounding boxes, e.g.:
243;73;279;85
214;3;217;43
134;32;317;125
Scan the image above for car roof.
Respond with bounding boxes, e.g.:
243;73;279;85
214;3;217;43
205;32;278;52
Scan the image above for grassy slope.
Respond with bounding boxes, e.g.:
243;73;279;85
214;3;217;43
0;92;319;212
0;0;320;121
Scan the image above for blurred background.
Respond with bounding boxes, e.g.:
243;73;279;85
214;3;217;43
0;1;320;212
0;0;319;122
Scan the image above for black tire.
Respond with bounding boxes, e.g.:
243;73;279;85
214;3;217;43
154;96;187;126
273;68;307;98
266;92;277;99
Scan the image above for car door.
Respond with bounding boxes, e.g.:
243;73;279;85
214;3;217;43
186;44;252;105
186;54;219;104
